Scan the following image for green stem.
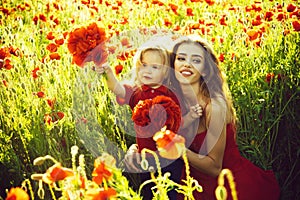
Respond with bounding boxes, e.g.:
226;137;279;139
48;185;57;200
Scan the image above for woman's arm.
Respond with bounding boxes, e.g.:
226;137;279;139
185;98;227;177
95;63;126;98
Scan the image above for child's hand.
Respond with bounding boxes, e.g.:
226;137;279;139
190;104;203;119
94;63;110;74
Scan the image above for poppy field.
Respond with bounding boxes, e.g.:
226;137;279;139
0;0;299;199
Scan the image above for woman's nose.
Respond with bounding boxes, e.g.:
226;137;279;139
183;59;192;68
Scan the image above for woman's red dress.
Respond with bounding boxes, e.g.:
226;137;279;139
178;123;280;200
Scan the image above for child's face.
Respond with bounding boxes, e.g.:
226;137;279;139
138;50;167;88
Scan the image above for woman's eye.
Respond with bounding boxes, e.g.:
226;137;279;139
176;56;185;61
192;59;201;63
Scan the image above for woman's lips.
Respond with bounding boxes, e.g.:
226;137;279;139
180;69;193;76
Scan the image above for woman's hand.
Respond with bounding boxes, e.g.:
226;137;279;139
190;104;203;119
122;144;143;173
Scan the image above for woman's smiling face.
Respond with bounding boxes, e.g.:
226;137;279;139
174;42;205;85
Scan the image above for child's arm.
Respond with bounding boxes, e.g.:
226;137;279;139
182;104;203;128
95;63;126;99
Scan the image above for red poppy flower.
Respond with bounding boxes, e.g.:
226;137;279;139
47;98;56;109
36;91;45;98
51;111;65;122
67;22;107;67
287;3;296;12
219;16;227;26
117;50;135;61
49;52;60;60
186;8;194;16
292;20;300;32
46;32;55;40
264;11;274;21
53;18;60;26
152;0;164;6
5;187;29;200
164;18;172;27
265;72;275;83
8;46;21;57
247;29;260;41
0;47;12;70
276;13;285;21
86;188;117;200
39;14;47;22
32;67;40;79
33;15;38;25
205;0;215;6
252;19;262;26
132;96;181;138
173;25;181;31
283;29;290;36
120;16;129;25
42;163;74;184
251;3;262;12
0;59;13;70
114;64;123;75
169;3;178;15
2;80;8;87
46;43;58;52
153;127;186;160
219;53;225;62
55;38;64;46
92;160;112;185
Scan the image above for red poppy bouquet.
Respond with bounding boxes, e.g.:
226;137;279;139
132;96;181;137
67;22;108;67
132;96;186;159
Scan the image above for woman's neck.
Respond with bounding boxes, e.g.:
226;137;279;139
180;82;201;105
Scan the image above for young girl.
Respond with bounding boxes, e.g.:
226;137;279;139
96;43;202;199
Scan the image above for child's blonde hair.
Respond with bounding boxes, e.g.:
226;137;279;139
133;46;171;87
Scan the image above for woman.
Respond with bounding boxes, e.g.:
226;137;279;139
169;35;280;200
